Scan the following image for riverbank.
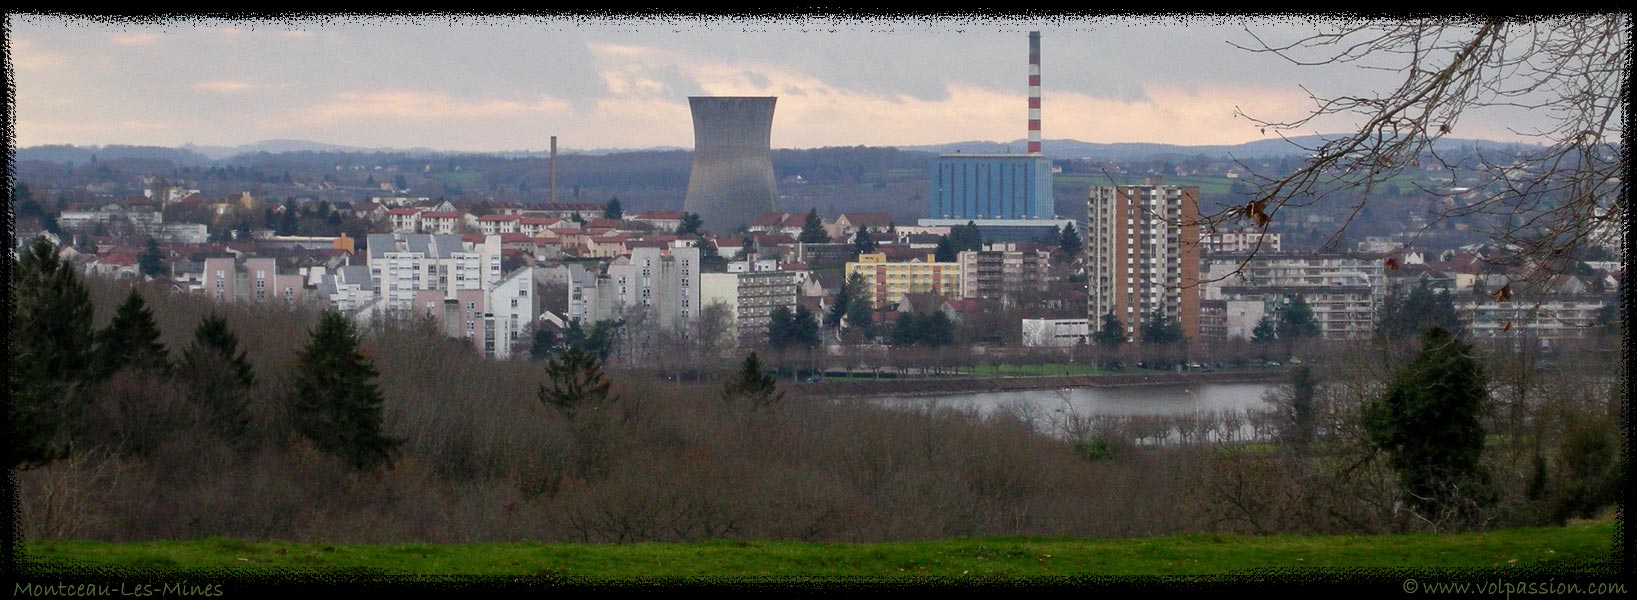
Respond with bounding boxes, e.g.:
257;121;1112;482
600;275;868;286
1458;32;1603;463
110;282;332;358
793;369;1289;399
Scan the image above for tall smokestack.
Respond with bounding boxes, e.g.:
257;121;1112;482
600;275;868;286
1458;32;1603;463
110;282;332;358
549;136;558;204
1028;31;1042;155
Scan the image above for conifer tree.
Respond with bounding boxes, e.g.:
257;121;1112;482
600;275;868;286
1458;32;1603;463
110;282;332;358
1363;325;1493;524
852;226;876;255
935;235;958;263
722;351;784;409
9;238;95;468
138;238;166;278
1056;223;1083;263
92;288;171;380
538;347;614;422
178;313;257;444
798;208;829;244
290;311;401;471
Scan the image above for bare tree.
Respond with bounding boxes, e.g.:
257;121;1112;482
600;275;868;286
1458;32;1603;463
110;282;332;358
1221;16;1626;288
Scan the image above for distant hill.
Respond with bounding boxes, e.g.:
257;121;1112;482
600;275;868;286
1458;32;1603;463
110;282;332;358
901;136;1540;161
17;144;216;167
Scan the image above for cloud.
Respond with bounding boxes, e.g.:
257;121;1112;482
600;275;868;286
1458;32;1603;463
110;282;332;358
8;38;69;70
110;31;162;46
288;91;573;124
192;80;257;93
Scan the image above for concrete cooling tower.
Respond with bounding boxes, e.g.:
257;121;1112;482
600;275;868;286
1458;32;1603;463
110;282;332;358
682;96;779;233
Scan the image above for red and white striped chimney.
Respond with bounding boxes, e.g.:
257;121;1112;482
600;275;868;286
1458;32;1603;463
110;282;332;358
1027;31;1042;155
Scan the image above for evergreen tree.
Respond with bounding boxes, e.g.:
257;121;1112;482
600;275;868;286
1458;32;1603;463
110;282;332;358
935;235;958;263
1056;224;1083;263
178;313;256;444
290;311;402;471
952;221;985;252
791;304;821;350
922;311;956;348
1277;295;1322;340
565;319;620;360
538;347;614;422
138;238;166;278
826;275;852;329
892;312;923;347
722;352;784;409
1272;365;1318;455
1362;325;1492;524
798;208;829;244
678;212;703;236
853;226;876;255
10;238;96;469
843;272;875;339
1140;308;1184;345
1252;316;1278;344
1094;312;1126;347
603;197;623;220
698;239;727;271
529;327;559;360
1377;283;1464;342
767;305;797;353
92;288;171;380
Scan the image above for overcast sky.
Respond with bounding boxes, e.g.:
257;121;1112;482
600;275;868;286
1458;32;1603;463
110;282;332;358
8;13;1553;153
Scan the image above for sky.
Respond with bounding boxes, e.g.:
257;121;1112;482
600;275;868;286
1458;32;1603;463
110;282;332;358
7;13;1558;154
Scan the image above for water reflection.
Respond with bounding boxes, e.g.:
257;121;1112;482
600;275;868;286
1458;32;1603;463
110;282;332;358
878;383;1277;444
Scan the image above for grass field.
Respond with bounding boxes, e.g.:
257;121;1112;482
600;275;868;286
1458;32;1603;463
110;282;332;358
19;519;1619;582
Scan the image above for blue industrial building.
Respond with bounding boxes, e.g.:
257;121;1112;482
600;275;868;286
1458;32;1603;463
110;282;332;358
927;154;1055;221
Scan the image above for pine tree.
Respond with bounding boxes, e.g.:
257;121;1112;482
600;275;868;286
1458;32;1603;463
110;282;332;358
538;347;614;422
852;226;876;255
92;288;171;380
1377;283;1464;342
9;238;96;469
678;212;703;236
1093;312;1126;348
826;275;852;329
843;272;875;339
1252;316;1278;344
722;352;783;408
791;304;821;350
892;312;922;347
1056;224;1083;263
1277;295;1322;340
138;238;166;278
290;311;401;471
922;311;956;348
1271;365;1318;455
935;235;958;263
798;208;829;244
1363;325;1492;524
767;305;797;353
178;313;256;444
603;197;623;220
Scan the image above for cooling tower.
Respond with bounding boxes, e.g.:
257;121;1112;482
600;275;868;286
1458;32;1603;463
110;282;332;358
682;96;779;233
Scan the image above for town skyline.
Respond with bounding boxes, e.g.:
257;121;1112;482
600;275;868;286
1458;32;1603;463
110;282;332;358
9;14;1564;153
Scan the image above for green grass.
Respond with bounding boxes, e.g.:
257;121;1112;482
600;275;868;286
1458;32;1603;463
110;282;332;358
19;520;1617;580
